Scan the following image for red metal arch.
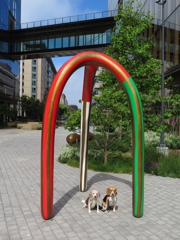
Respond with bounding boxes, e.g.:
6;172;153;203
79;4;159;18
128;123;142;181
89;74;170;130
41;52;144;220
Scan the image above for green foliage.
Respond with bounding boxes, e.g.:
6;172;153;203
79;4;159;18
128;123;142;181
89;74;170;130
88;157;132;173
58;142;132;173
164;134;180;149
145;131;160;147
108;139;130;153
87;0;164;163
59;157;68;164
64;109;81;133
0;104;17;126
58;145;79;162
67;159;79;168
58;104;68;118
157;152;180;178
145;145;163;163
61;0;180;164
145;131;180;149
20;95;43;121
103;0;165;133
144;145;180;178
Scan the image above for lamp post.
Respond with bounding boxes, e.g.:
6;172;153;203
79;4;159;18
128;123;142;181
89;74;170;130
156;0;166;148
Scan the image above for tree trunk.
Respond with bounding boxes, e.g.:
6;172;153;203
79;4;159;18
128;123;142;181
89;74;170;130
104;132;109;164
104;148;108;164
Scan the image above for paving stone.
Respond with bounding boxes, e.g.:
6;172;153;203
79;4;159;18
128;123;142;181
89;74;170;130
0;128;180;240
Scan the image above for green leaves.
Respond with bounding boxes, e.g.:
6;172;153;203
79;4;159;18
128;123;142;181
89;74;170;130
20;95;43;121
64;109;81;133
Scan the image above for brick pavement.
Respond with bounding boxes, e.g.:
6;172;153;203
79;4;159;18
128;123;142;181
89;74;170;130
0;127;180;240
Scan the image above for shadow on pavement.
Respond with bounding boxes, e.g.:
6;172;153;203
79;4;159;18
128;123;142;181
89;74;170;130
53;172;132;217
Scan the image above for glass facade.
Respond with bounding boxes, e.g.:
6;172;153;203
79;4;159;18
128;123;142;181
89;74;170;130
0;0;21;116
121;0;180;73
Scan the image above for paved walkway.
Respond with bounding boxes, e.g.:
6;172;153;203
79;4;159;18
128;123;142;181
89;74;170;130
0;127;180;240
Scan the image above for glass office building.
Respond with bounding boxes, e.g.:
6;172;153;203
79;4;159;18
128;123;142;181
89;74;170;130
119;0;180;82
0;0;21;121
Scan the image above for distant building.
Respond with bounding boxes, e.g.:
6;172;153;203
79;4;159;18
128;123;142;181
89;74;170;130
60;93;68;106
20;58;56;102
68;105;78;111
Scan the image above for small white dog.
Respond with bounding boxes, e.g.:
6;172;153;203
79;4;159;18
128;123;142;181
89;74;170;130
82;190;101;213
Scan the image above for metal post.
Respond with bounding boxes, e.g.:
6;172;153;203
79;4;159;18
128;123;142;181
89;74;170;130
156;0;166;147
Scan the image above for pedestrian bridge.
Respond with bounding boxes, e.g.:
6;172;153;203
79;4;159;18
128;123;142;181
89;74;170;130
0;10;117;60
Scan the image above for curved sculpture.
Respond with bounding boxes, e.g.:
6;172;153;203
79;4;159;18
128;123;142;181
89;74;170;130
41;51;144;220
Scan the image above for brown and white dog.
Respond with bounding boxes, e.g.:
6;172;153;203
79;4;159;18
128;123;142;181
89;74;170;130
102;186;117;213
82;190;101;213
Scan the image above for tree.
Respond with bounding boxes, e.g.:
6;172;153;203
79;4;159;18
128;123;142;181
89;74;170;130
90;0;175;163
20;95;43;121
64;0;180;163
64;109;81;133
0;104;17;126
102;0;180;134
58;104;68;119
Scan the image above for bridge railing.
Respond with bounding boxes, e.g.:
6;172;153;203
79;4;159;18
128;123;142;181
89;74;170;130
18;10;118;29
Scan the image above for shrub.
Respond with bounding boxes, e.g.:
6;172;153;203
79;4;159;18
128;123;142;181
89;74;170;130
89;133;131;153
58;145;79;162
109;140;130;153
59;158;68;164
88;149;102;160
58;143;132;174
144;145;163;174
145;131;180;149
164;134;180;149
157;152;180;178
144;131;159;146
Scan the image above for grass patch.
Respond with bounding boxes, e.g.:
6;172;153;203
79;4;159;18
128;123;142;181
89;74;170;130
157;152;180;178
67;159;79;168
87;157;132;173
58;153;132;173
58;142;132;173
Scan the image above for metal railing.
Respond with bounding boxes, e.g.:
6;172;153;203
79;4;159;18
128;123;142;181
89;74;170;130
18;10;118;29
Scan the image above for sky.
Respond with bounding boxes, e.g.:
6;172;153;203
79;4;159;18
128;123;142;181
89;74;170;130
21;0;109;107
